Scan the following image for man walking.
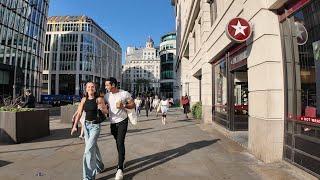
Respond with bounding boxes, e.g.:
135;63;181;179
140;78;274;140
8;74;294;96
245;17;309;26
145;97;150;117
104;77;135;180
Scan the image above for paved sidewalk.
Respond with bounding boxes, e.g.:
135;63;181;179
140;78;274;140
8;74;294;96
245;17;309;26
0;108;314;180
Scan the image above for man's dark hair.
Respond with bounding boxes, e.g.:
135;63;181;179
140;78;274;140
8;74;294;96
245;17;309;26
26;89;32;94
106;77;118;87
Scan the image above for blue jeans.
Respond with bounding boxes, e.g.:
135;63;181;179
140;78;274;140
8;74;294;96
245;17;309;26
83;122;104;180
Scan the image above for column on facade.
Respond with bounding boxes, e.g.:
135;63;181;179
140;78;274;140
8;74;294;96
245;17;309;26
245;1;285;163
55;34;62;95
47;34;54;95
75;33;81;95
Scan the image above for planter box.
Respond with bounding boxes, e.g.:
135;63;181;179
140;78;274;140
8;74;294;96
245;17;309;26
0;109;50;143
60;105;78;123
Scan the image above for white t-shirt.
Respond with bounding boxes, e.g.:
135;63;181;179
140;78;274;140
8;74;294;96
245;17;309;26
160;100;169;113
104;90;132;124
134;99;142;107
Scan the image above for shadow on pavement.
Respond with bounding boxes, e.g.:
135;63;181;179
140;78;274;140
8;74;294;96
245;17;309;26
97;139;220;180
100;128;153;138
173;119;199;123
0;160;12;168
0;124;194;154
30;128;77;143
136;118;159;122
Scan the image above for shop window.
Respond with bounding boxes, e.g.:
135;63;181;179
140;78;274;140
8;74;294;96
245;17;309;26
214;60;227;113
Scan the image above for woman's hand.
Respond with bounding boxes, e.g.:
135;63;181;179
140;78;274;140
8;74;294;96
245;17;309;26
71;126;78;135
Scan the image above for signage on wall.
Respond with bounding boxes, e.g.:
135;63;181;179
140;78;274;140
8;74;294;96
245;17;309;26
226;17;252;43
295;21;308;45
229;49;248;70
288;113;320;125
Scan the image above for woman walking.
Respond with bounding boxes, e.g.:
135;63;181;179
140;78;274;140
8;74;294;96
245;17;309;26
160;97;169;125
134;97;142;116
153;95;160;117
71;82;108;180
181;94;190;119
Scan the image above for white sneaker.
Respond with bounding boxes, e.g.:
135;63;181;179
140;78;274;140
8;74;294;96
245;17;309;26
115;169;123;180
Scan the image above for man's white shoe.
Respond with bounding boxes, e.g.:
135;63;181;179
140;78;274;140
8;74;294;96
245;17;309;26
115;169;123;180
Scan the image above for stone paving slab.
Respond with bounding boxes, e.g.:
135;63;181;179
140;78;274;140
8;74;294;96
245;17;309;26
0;108;316;180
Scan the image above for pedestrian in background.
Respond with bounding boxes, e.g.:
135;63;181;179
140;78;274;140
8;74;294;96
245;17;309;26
145;97;150;117
160;97;169;125
149;96;154;112
181;94;190;119
134;97;142;116
22;89;35;108
153;95;160;117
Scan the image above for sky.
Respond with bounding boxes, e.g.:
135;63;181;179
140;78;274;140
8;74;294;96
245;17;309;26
48;0;176;64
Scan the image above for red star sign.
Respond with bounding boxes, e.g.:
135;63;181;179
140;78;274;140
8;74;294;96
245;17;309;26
226;17;252;43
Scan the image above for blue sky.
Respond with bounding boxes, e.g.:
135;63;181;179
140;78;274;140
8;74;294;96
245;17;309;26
48;0;176;64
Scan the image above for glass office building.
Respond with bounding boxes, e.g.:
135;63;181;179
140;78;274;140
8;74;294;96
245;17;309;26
43;16;122;96
159;32;178;101
0;0;50;100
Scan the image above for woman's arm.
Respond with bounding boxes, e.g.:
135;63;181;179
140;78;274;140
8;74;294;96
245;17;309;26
71;97;86;135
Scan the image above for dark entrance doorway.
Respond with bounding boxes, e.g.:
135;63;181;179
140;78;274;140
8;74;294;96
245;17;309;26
230;66;248;130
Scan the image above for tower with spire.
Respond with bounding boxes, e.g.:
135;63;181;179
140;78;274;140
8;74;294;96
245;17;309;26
146;36;154;48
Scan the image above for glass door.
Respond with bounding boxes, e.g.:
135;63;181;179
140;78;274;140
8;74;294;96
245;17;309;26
230;68;248;131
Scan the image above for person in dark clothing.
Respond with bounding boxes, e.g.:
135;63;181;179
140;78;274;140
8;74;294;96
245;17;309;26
145;97;150;117
22;89;36;108
181;94;190;119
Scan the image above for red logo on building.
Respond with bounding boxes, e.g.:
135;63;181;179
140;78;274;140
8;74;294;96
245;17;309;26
226;17;252;43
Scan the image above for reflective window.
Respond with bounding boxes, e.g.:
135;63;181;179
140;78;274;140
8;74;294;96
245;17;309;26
214;59;227;113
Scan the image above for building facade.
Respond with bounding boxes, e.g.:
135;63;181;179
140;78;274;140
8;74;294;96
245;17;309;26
172;0;319;178
0;0;50;100
43;16;122;96
122;37;160;96
159;32;179;101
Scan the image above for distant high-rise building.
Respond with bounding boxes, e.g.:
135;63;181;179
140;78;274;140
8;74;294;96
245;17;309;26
0;0;50;100
122;37;160;96
159;32;178;101
43;15;122;96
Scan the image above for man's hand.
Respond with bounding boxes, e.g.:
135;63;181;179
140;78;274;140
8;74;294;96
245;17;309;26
116;101;125;109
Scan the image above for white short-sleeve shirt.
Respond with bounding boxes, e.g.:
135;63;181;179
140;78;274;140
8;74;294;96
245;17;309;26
104;90;132;124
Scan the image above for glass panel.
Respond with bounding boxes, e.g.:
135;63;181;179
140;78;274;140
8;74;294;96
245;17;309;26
214;59;227;114
233;71;248;115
